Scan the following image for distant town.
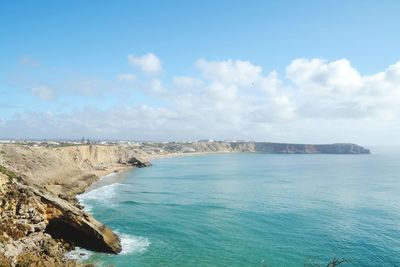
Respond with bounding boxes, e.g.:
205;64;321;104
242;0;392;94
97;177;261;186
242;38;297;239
0;138;251;153
0;138;247;146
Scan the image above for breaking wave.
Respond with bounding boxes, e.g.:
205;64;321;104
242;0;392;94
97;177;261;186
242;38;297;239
117;232;151;255
77;183;123;212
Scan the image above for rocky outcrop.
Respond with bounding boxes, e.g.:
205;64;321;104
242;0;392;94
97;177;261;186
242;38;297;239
127;156;152;167
0;167;121;266
0;144;154;198
30;184;121;254
0;170;70;266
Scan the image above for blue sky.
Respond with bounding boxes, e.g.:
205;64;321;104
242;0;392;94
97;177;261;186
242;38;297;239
1;1;400;144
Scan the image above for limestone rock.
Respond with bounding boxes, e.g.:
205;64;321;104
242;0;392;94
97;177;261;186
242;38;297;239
0;167;121;265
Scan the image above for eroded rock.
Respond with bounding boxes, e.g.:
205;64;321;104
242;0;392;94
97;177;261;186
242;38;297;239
0;168;121;266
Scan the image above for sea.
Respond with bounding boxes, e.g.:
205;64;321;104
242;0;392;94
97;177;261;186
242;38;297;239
70;147;400;266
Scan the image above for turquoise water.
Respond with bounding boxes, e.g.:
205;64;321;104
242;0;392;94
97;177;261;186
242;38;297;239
77;149;400;266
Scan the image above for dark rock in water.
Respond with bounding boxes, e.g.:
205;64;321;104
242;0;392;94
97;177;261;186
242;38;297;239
128;156;152;167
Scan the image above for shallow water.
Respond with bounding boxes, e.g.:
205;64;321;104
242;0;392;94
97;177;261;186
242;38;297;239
77;148;400;266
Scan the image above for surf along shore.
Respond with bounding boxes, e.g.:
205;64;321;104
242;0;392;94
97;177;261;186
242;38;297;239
0;142;369;266
0;144;154;266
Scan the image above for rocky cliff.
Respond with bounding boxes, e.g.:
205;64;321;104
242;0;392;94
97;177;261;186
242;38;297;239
155;141;370;154
0;145;154;266
0;166;122;266
0;144;151;197
253;142;370;154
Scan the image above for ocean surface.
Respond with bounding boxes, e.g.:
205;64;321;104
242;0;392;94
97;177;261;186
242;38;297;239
74;148;400;266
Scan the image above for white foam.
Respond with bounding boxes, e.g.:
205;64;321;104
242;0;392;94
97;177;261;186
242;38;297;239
77;183;122;211
104;172;117;178
64;234;150;261
118;232;151;255
64;247;93;261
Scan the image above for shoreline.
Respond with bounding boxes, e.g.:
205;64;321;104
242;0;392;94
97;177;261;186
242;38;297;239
83;165;134;193
71;151;240;262
0;143;371;265
81;151;239;194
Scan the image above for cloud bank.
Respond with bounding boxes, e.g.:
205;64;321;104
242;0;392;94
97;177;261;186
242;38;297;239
2;53;400;144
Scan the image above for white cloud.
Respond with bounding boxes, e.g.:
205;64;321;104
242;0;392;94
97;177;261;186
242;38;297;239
128;53;162;74
147;79;166;95
259;71;281;94
6;56;400;144
287;58;362;95
117;73;136;82
287;58;400;119
196;59;262;86
31;86;56;101
172;76;203;89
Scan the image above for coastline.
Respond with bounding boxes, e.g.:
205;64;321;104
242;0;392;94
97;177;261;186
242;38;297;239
83;165;134;193
78;152;226;193
82;151;239;193
80;152;224;195
71;151;236;261
0;143;371;266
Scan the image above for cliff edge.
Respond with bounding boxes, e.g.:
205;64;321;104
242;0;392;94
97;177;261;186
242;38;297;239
0;166;121;266
0;145;153;266
253;142;370;154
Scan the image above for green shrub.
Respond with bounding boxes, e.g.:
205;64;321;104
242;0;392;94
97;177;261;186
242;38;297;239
0;165;18;181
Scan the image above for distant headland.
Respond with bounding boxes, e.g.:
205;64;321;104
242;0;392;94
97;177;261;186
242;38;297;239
0;138;370;154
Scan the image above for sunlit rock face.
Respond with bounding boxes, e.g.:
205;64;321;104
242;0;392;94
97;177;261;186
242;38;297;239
0;168;121;265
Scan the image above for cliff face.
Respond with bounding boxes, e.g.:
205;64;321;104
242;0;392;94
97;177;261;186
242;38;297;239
157;141;256;153
30;182;121;254
58;145;149;169
0;166;121;266
156;141;370;154
0;171;68;266
0;144;151;197
0;145;153;266
254;142;370;154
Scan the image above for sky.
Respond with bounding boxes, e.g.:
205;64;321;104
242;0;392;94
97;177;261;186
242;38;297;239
1;0;400;145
